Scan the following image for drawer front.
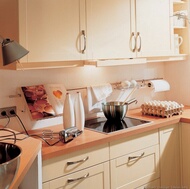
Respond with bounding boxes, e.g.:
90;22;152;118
46;162;110;189
42;143;109;182
110;129;159;159
110;145;160;189
135;179;160;189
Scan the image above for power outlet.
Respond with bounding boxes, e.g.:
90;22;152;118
0;106;17;119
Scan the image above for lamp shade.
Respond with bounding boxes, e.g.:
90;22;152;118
2;39;29;66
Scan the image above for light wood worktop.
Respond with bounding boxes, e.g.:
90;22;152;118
37;107;190;160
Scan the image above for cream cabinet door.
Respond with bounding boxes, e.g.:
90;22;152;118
181;123;190;189
44;162;110;189
135;0;173;57
135;179;160;189
110;145;160;189
19;0;85;63
159;124;181;187
85;0;172;61
85;0;133;60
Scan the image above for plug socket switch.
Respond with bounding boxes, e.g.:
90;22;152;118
0;106;17;119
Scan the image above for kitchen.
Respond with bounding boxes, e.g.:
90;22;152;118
0;0;190;188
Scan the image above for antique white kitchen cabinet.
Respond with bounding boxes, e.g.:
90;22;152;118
43;162;109;189
42;143;110;189
19;0;86;63
0;0;181;69
134;0;173;58
109;130;160;189
85;0;173;61
0;0;86;70
159;124;181;187
180;123;190;189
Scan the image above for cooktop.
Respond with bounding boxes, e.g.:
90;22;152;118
85;117;151;134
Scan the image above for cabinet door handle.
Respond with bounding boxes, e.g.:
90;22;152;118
67;156;89;166
129;32;136;52
128;152;145;161
136;32;141;52
67;173;89;184
81;30;86;54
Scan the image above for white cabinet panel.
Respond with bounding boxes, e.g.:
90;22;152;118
110;145;160;189
86;0;132;60
85;0;173;61
135;179;160;189
20;0;85;63
135;0;173;57
47;162;110;189
181;123;190;188
159;124;181;187
110;130;159;159
42;143;109;182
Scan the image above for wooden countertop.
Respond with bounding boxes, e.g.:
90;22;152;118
34;107;190;161
0;130;41;189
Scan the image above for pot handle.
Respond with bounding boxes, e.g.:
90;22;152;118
125;98;138;105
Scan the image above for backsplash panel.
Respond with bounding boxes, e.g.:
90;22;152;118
0;62;167;131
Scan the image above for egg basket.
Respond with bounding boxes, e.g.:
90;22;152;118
141;100;184;118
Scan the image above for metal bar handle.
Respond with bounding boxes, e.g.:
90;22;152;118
81;30;86;54
129;32;136;52
67;156;89;166
136;32;141;52
67;173;89;184
128;152;145;161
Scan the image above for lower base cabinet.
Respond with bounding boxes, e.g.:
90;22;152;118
110;145;160;189
109;130;160;189
42;162;110;189
42;123;184;189
181;123;190;189
135;179;160;189
159;124;181;187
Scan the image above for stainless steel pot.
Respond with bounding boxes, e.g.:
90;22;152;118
102;98;137;120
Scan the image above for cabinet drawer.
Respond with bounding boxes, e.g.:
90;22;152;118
110;145;160;189
110;129;159;159
43;162;110;189
135;179;160;189
42;143;109;182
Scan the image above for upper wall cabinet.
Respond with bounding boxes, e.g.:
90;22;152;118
85;0;173;61
85;0;133;60
134;0;173;57
20;0;86;63
0;0;86;70
0;0;185;70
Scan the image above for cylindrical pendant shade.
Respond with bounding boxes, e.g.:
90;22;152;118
2;39;29;66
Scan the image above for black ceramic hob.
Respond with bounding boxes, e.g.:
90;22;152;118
85;117;151;134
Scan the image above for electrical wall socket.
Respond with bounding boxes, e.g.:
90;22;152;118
0;106;17;119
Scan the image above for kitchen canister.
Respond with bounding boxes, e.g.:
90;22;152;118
63;93;75;129
74;92;85;131
174;34;183;54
